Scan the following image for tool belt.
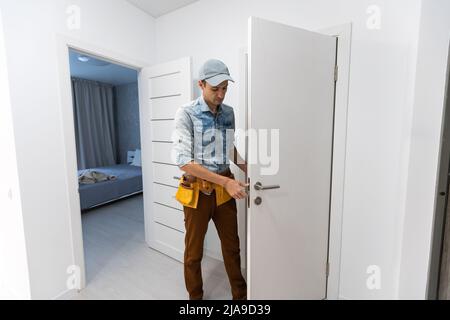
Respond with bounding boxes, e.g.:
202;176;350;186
175;168;234;209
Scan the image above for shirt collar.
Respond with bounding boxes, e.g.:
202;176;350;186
198;95;222;115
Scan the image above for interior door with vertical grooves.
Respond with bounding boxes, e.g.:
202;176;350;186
138;57;192;262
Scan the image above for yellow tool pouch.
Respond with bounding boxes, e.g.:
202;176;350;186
214;184;233;207
215;171;234;206
175;173;234;208
175;178;200;209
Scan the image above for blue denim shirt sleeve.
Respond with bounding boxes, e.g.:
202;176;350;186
173;107;194;168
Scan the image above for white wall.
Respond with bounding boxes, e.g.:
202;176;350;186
155;0;422;299
3;0;446;300
0;8;30;300
400;0;450;299
0;0;155;299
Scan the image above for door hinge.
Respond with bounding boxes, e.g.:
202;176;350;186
247;177;251;209
334;65;339;82
326;262;330;277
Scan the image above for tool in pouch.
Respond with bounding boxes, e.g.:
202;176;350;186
174;175;199;209
174;174;233;209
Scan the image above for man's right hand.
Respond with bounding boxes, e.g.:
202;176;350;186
224;179;249;200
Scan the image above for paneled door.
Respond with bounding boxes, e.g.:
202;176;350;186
138;57;192;262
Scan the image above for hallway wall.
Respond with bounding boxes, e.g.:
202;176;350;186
0;0;155;299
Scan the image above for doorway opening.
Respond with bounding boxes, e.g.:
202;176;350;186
69;48;147;297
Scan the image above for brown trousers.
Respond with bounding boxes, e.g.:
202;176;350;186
183;174;247;300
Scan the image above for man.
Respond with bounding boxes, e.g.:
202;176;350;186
173;59;248;300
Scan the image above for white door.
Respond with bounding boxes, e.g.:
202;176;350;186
138;57;192;262
247;17;337;299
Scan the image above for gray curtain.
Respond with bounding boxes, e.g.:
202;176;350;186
72;78;118;170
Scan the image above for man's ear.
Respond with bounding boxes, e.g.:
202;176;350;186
198;80;204;90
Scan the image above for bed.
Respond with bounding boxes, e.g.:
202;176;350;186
78;151;143;211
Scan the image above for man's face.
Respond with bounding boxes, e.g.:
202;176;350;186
199;80;228;107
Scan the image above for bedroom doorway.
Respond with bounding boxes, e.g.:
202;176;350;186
56;36;151;293
68;48;147;295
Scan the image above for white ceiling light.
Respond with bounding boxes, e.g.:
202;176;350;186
76;54;111;67
78;55;90;63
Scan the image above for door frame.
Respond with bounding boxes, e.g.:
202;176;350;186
241;22;352;300
426;42;450;300
55;34;149;291
318;23;353;300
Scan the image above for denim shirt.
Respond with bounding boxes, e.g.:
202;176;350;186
173;96;235;173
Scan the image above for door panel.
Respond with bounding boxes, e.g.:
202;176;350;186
154;203;185;233
247;17;337;299
151;120;175;142
138;57;192;262
153;183;182;210
151;95;185;120
152;142;175;164
153;162;183;188
154;222;184;262
149;73;182;98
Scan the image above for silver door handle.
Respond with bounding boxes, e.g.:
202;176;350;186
174;176;181;180
254;182;280;191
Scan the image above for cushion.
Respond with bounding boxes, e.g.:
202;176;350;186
131;149;141;167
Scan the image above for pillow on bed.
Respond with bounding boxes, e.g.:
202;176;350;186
131;149;141;167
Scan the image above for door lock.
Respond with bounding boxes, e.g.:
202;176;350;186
254;197;262;206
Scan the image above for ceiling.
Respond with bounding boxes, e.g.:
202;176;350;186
69;49;138;86
126;0;199;18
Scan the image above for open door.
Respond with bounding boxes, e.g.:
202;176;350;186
138;57;192;262
247;17;337;299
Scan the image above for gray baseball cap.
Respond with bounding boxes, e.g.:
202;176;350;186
199;59;234;86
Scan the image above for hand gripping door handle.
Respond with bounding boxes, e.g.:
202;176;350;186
254;182;281;191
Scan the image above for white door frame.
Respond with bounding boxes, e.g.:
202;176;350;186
318;23;352;300
55;34;150;290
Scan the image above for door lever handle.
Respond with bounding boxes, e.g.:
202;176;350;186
174;176;181;180
254;182;280;191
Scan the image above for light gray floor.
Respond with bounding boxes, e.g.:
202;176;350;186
72;193;233;300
